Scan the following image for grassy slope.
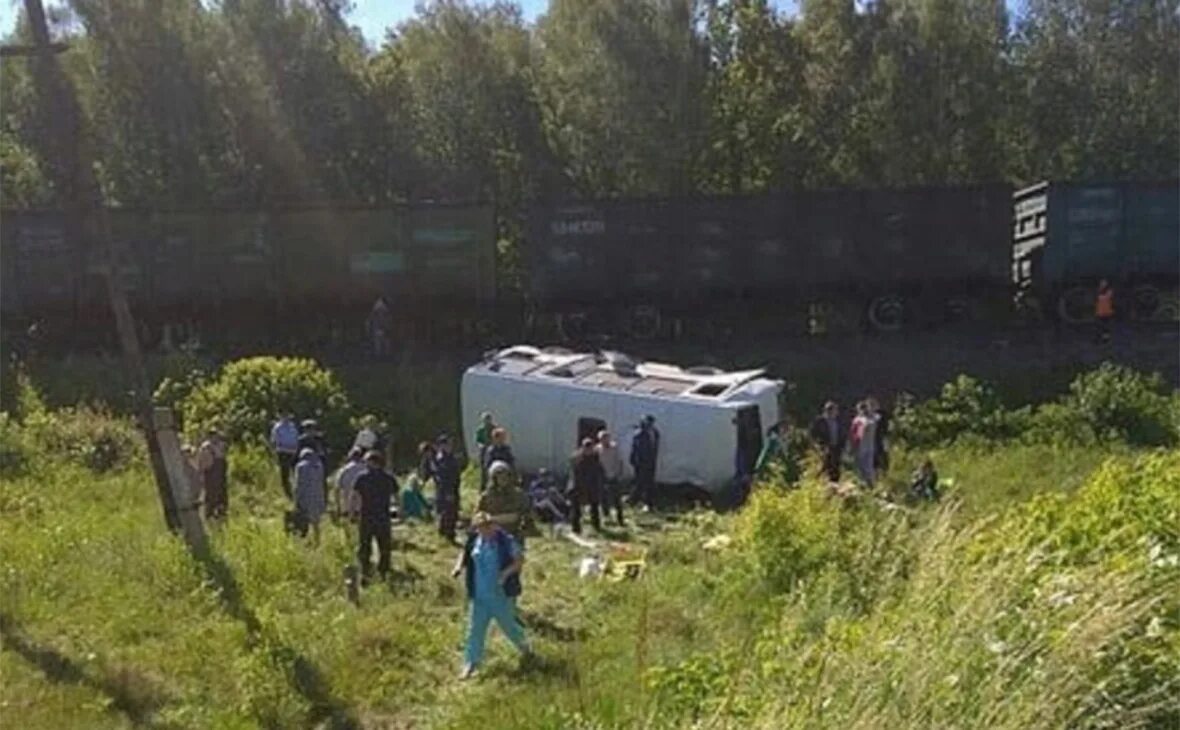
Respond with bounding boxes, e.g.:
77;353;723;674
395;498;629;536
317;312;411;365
1;442;1173;729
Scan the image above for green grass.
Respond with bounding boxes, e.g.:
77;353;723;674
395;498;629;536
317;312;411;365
2;413;1177;728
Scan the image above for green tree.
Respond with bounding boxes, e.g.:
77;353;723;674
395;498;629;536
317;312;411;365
1007;0;1180;181
699;0;807;193
536;0;710;196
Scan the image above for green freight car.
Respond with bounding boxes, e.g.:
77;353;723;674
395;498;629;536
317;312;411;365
0;203;497;348
1013;180;1179;322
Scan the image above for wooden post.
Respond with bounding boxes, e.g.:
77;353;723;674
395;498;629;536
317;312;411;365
18;0;190;539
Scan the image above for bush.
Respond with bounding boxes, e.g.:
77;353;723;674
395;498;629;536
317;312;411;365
894;375;1027;448
22;407;142;473
0;413;31;477
1057;363;1178;447
177;357;353;453
896;366;1178;450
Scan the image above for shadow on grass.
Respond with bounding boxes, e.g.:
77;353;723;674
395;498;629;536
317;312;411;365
0;612;175;729
192;545;361;730
519;609;587;643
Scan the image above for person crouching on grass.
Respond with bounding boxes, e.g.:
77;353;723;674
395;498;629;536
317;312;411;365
451;511;533;679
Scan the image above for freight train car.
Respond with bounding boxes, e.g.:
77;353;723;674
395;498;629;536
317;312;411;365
0;203;497;348
1013;180;1179;323
526;184;1013;340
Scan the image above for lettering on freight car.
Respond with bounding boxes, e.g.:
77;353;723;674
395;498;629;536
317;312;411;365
1067;207;1119;225
551;219;605;236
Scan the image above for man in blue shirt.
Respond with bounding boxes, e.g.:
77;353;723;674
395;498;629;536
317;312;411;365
270;412;300;499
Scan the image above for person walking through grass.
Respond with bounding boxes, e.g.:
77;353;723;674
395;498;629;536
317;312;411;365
334;448;367;522
270;411;299;499
196;427;229;521
849;401;877;488
294;447;326;545
354;450;398;584
431;434;462;542
451;511;532;680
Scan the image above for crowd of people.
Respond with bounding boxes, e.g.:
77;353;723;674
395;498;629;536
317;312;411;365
179;395;939;678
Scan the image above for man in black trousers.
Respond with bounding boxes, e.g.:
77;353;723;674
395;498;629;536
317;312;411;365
354;450;398;584
809;401;846;482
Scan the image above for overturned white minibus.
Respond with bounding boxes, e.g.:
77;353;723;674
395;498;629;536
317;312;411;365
460;346;783;495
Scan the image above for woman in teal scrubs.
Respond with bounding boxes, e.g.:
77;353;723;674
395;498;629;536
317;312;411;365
452;512;532;679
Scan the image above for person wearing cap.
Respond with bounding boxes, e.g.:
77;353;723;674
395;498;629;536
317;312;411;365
431;434;462;542
298;419;327;462
629;415;660;511
353;450;398;583
570;437;605;534
596;429;626;526
475;412;496;492
477;460;530;540
294;447;326;545
451;511;531;679
196;427;229;520
334;447;367;521
270;412;300;499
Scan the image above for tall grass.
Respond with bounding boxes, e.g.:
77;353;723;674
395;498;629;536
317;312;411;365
1;401;1176;729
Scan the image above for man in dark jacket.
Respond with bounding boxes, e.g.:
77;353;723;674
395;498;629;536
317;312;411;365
570;438;605;534
809;401;846;482
431;434;462;542
868;396;892;476
354;450;398;583
629;415;660;510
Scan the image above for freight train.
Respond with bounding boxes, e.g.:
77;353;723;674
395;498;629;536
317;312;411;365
0;202;497;349
1;180;1175;349
527;180;1177;340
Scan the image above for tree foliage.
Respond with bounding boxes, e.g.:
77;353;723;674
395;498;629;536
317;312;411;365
1;0;1176;210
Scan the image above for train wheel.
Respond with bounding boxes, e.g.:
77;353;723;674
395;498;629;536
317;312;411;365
944;297;977;324
1154;293;1180;322
627;305;661;341
1015;291;1045;325
556;312;589;343
1131;284;1161;321
867;295;906;332
1056;286;1093;324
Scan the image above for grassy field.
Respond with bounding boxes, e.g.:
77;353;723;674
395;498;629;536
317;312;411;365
3;429;1177;729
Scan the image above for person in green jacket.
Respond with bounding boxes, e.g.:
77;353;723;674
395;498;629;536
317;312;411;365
400;474;432;521
754;420;789;474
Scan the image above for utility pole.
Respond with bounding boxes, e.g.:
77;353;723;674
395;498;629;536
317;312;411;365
12;0;204;547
